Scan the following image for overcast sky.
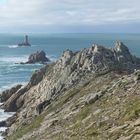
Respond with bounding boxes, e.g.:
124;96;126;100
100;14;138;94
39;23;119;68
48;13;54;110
0;0;139;33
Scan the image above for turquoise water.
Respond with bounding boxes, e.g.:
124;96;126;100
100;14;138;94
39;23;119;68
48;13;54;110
0;33;140;91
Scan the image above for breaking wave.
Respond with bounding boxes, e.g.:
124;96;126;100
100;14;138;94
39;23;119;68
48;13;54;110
8;45;19;48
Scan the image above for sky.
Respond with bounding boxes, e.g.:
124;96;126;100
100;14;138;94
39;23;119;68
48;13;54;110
0;0;139;33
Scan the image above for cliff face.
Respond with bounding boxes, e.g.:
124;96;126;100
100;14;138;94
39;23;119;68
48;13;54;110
1;41;140;140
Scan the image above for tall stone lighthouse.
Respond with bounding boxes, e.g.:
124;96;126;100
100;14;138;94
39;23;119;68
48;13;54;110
18;35;31;47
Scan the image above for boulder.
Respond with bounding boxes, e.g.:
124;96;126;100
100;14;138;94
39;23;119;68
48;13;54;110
21;51;50;64
36;100;51;114
85;91;104;105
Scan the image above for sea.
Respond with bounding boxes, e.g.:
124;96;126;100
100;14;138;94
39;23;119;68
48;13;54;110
0;33;140;139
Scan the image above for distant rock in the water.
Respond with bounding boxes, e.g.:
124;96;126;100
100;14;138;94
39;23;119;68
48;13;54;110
20;51;50;64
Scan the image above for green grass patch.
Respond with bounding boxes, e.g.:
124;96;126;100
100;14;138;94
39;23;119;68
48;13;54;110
124;100;140;121
7;112;47;140
77;107;90;120
8;88;81;140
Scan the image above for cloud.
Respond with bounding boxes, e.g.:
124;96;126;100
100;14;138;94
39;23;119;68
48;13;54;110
0;0;139;32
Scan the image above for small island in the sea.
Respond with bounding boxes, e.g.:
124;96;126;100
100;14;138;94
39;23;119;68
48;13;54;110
18;35;31;47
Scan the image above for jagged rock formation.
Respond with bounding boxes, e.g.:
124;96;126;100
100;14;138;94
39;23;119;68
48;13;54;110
0;85;22;103
1;65;49;112
20;51;50;64
1;41;140;140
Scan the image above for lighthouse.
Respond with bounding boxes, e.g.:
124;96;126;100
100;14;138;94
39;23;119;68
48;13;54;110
25;35;29;45
18;35;31;47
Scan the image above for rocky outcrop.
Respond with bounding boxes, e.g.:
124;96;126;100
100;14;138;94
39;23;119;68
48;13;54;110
85;91;104;105
3;41;140;140
113;41;133;62
0;114;16;128
21;51;50;64
3;41;140;113
36;100;51;114
1;65;49;112
28;65;49;87
0;85;22;103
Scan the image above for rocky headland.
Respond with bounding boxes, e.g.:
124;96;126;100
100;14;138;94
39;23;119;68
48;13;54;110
1;41;140;140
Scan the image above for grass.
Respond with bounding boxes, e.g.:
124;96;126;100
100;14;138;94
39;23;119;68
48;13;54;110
75;106;90;121
124;100;140;121
7;113;46;140
67;105;100;140
86;127;99;137
7;72;122;140
7;88;81;140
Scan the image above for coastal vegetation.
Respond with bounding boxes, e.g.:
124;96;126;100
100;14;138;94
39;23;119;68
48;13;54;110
1;42;140;139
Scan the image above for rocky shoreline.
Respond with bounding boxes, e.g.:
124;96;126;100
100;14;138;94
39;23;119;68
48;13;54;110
0;50;51;139
1;41;140;140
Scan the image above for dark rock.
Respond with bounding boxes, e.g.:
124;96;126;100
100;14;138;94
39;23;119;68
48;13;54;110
28;65;48;87
0;114;16;128
18;35;31;47
5;114;17;127
24;51;50;64
0;121;6;127
3;86;28;112
36;100;51;114
0;85;22;103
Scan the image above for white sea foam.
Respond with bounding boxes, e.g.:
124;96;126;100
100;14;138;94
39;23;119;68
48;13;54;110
0;110;14;122
0;110;15;140
0;109;15;140
0;55;28;63
0;127;7;132
0;135;4;140
0;54;57;64
8;45;19;48
46;54;57;62
8;44;38;48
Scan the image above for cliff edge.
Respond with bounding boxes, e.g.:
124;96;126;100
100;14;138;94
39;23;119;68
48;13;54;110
1;41;140;140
